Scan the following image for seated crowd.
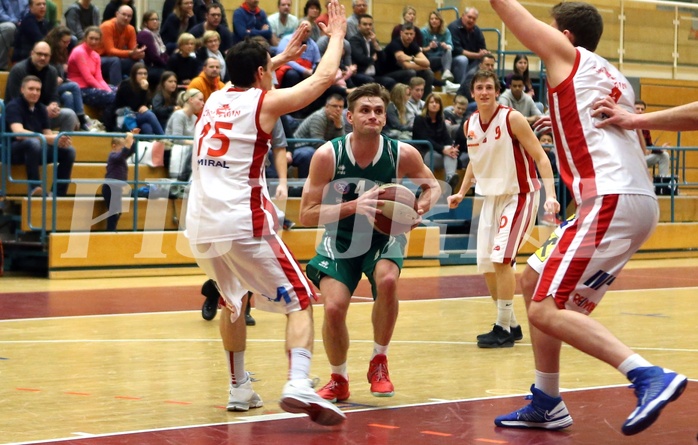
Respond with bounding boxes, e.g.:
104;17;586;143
1;0;669;201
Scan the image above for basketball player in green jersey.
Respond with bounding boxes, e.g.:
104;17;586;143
300;83;440;402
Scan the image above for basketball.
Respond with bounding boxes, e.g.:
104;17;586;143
372;183;420;236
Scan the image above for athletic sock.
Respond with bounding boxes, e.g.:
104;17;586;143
535;370;560;398
617;353;654;377
330;362;349;380
496;299;514;332
370;342;389;360
510;306;519;327
226;350;247;386
288;348;312;381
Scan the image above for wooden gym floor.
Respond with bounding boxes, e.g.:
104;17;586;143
0;258;696;444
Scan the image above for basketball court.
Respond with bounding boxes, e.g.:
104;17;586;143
1;258;696;444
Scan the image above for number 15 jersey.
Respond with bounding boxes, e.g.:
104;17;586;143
185;87;277;243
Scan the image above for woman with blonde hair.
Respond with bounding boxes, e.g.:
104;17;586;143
165;33;201;85
196;30;227;82
412;93;459;189
166;88;205;180
385;83;413;140
421;10;455;82
391;6;423;47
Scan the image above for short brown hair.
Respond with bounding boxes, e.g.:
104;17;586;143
347;83;390;112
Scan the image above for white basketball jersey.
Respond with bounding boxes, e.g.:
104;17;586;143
185;87;277;243
465;105;541;196
547;48;654;204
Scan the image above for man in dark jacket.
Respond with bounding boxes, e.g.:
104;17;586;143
349;14;395;91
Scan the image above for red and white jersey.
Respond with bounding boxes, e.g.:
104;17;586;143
465;105;541;196
185;86;277;243
548;47;654;204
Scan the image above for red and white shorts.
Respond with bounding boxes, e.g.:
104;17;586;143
527;194;658;314
191;234;317;322
477;191;539;273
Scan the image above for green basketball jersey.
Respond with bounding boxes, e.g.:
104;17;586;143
322;133;400;245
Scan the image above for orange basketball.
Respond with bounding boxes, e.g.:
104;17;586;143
372;183;419;236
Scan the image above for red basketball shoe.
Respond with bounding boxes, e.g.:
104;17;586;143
316;373;350;403
367;354;394;397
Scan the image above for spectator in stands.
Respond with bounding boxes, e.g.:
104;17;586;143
275;24;321;89
64;0;101;40
68;26;117;114
233;0;272;45
99;5;146;85
195;31;227;82
114;63;164;135
194;0;228;26
349;14;395;90
288;94;345;178
102;130;138;231
268;0;299;49
444;94;468;138
504;54;533;95
103;0;136;27
498;73;543;125
165;33;201;86
302;0;322;42
345;0;367;40
166;88;204;180
405;76;425;126
13;0;54;63
448;7;488;100
382;23;434;96
161;0;198;54
152;71;180;132
7;75;76;197
412;92;459;191
137;11;169;88
188;56;224;103
44;27;91;131
391;6;423;47
0;1;28;70
190;3;232;55
635;99;673;185
421;10;455;82
6;41;79;133
385;82;412;139
538;131;557;178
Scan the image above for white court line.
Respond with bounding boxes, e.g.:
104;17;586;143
6;380;697;445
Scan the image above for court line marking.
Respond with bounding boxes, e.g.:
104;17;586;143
8;381;695;445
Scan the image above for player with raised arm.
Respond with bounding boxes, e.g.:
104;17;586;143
489;0;687;435
184;0;347;426
448;70;559;348
299;83;440;403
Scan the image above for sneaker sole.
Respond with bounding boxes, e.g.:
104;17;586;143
495;415;573;430
280;395;346;426
477;341;515;348
621;374;688;436
371;390;394;397
227;400;263;412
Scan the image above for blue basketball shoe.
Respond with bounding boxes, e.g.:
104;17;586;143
495;385;573;430
622;366;687;435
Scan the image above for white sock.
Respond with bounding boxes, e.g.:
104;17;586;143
288;348;312;381
371;342;389;360
330;362;348;380
510;306;519;328
226;350;247;386
496;299;513;332
617;354;653;378
535;370;560;398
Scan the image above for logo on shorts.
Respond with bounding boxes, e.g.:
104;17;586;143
493;245;501;251
584;270;616;290
572;293;597;314
318;260;330;269
334;181;350;194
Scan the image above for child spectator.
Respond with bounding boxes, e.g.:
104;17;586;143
103;130;139;231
